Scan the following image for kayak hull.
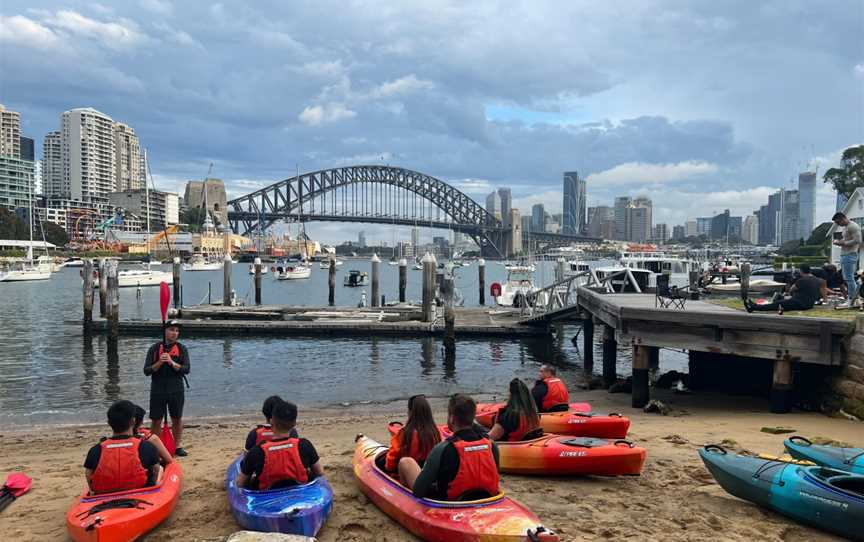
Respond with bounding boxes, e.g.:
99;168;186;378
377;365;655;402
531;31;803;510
353;435;558;542
699;446;864;541
66;462;182;542
225;456;333;536
475;402;629;439
784;437;864;475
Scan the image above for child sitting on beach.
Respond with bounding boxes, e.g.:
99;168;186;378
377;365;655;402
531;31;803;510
244;395;299;451
384;395;441;484
133;404;174;465
84;400;162;494
237;400;323;490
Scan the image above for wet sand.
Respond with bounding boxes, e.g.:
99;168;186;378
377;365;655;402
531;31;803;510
0;389;859;541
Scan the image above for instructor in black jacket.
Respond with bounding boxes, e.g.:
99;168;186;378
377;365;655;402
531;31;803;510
143;319;191;456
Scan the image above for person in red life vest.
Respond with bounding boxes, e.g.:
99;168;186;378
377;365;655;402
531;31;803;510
244;395;299;451
84;400;162;494
488;379;543;442
531;364;570;413
236;400;324;490
399;394;500;501
143;320;191;456
384;395;441;483
133;404;174;466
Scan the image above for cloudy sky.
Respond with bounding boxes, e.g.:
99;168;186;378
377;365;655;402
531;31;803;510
1;1;862;243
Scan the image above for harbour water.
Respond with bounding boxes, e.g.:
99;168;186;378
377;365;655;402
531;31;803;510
0;259;683;425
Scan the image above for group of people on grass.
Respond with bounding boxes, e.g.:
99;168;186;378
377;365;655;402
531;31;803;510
83;364;569;502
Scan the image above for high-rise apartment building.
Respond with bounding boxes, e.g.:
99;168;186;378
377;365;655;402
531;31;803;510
19;136;34;161
742;214;759;244
497;187;512;226
107;189;179;231
0;104;21;158
672;225;685;240
62;108;116;201
758;191;783;245
587;205;614;238
508;208;522;256
710;210;730;240
411;226;420;257
562;171;586;235
42;131;63;198
0;105;35;210
114;122;142;191
485;191;502;221
531;203;545;233
696;217;712;237
613;197;631;240
629;197;653;242
798;172;816;240
652;223;669;243
780;189;800;243
685;219;698;237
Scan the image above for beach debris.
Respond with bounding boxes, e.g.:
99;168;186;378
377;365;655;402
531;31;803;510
760;426;796;435
227;531;317;542
662;434;688;445
654;370;689;389
809;435;855;448
608;378;632;394
644;400;670;415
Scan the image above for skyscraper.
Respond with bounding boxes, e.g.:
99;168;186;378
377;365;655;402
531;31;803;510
485;191;501;221
0;104;21;159
652;223;669;243
685;219;698;237
629;197;653;242
0;105;34;210
758;191;783;245
358;230;366;247
798;172;816;240
563;171;586;235
742;214;759;244
62;107;116;201
780;189;800;243
42;131;63;198
497;187;512;226
19;136;34;161
411;226;420;257
710;210;730;240
114;122;142;191
672;225;685;240
531;203;545;233
613;197;631;240
587;205;614;238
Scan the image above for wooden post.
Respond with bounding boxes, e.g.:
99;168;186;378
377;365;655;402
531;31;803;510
421;252;436;322
82;259;94;334
398;258;407;303
172;257;181;308
371;253;381;307
98;258;108;317
328;254;336;306
582;318;594;373
631;344;650;408
556;257;565;283
602;324;617;387
444;305;456;362
740;262;752;301
688;270;700;300
478;258;486;306
107;261;119;342
770;353;793;414
222;253;232;306
254;257;262;306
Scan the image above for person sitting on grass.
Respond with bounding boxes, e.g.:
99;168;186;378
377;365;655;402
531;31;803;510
744;263;828;314
133;404;174;466
244;395;298;451
398;394;500;501
84;400;162;494
488;379;544;441
531;364;570;413
384;395;441;484
237;401;323;490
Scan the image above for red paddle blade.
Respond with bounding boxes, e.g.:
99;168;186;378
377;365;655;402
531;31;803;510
3;473;32;497
159;282;170;321
161;422;176;456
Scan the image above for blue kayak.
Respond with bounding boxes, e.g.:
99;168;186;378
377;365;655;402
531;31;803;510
699;445;864;541
225;456;333;537
785;435;864;475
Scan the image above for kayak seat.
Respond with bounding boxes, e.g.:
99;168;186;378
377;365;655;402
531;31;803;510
541;404;569;413
560;437;607;448
454;489;495;501
831;476;864;497
522;428;545;441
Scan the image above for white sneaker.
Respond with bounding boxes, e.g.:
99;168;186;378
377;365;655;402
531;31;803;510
836;302;851;309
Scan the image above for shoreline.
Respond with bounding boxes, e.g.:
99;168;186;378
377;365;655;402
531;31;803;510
1;388;858;541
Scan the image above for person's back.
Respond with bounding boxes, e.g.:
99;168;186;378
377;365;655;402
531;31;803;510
385;395;440;472
491;379;543;442
791;275;824;308
531;365;569;413
244;395;298;451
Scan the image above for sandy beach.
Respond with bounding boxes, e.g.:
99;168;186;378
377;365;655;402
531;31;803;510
1;388;859;542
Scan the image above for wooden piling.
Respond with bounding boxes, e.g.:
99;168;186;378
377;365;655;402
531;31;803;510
422;252;436;322
254;257;262;306
740;262;752;301
82;259;94;334
107;261;119;342
770;353;793;413
444;305;456;361
172;257;181;308
371;253;380;307
582;317;594;373
328;254;336;306
478;258;486;305
98;258;108;317
688;270;700;299
223;253;232;306
602;324;617;387
556;257;565;283
398;258;407;303
632;344;651;408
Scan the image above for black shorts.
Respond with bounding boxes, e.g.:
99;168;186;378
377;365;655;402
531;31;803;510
149;393;184;420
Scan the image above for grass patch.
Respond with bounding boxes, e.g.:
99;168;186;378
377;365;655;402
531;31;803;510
709;298;859;320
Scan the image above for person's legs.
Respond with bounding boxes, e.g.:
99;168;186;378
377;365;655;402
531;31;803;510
167;393;185;453
398;457;422;489
841;253;859;303
747;300;780;311
149;394;167;435
779;298;809;311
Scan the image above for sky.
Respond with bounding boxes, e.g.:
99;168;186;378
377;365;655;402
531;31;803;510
1;1;862;243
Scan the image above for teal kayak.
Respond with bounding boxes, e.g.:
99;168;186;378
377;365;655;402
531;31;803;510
785;436;864;475
699;445;864;541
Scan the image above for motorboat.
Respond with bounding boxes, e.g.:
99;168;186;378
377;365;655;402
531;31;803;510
319;259;344;269
274;263;312;280
388;259;400;266
504;261;536;272
0;254;53;282
492;265;542;307
248;263;268;275
412;262;423;270
182;254;224;271
593;266;654;292
344;270;369;287
604;251;705;290
706;279;786;294
61;258;87;268
118;264;173;288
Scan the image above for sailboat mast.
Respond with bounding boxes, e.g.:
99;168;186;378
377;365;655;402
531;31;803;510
28;168;33;261
144;148;151;252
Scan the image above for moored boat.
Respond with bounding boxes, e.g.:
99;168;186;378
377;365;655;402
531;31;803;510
344;269;369;287
274;264;312;280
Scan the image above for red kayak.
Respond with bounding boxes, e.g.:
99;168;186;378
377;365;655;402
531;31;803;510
353;435;558;541
388;423;646;477
475;402;630;439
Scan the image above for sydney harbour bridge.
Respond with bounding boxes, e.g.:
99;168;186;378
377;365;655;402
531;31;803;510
227;165;598;258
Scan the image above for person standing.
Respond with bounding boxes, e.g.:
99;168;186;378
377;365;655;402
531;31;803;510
143;319;190;456
832;212;862;308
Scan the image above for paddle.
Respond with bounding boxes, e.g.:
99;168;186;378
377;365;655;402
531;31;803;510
0;473;32;513
161;414;176;457
159;282;170;342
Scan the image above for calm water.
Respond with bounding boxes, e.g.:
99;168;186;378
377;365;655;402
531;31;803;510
0;259;683;426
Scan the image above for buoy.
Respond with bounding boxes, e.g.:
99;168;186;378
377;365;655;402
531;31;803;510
490;282;502;297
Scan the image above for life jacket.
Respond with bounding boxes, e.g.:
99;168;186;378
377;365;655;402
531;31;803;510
254;424;274;447
158;343;180;360
89;437;149;494
445;435;499;500
504;414;535;442
136;428;152;440
258;438;309;490
385;428;436;471
541;378;570;412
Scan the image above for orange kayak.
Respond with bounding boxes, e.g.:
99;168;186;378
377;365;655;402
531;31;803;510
66;462;182;542
388;423;646;477
353;435;559;542
475;402;630;439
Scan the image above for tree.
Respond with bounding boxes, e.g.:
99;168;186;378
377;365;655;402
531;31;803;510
823;144;864;198
43;221;69;247
806;221;833;246
180;207;207;233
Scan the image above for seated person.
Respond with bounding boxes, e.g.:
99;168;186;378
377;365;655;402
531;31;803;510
244;395;298;451
84;400;162;494
237;401;323;490
745;263;828;313
488;379;543;441
531;364;570;413
133;404;174;466
384;395;441;484
812;263;845;295
398;394;500;501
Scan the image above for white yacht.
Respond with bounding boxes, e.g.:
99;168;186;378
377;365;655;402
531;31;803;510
319;259;343;269
183;254;224;271
0;252;53;282
492;265;542;307
117;264;173;287
592;251;705;292
274;263;312;280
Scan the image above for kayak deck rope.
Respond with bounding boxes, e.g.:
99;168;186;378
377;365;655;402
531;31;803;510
845;450;864;465
77;498;153;518
753;459;794;487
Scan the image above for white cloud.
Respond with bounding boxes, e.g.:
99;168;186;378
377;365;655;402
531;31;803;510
585;160;719;187
43;10;147;50
298;103;356;126
300;61;346;78
451;178;493;194
139;0;173;16
369;74;433;99
0;15;59;50
855;63;864;79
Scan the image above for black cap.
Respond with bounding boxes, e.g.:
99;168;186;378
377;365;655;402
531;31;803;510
164;319;181;329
